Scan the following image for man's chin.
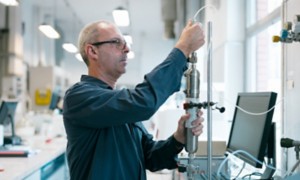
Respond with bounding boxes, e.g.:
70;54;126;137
120;69;126;74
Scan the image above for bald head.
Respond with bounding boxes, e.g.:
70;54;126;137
78;20;120;66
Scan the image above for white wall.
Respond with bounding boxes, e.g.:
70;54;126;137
282;0;300;173
199;0;246;141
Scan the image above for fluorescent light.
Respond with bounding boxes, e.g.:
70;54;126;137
128;51;135;59
38;24;60;39
75;53;83;62
112;8;130;26
0;0;18;6
62;43;78;53
124;35;133;44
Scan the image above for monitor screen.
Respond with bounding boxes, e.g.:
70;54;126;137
0;100;18;126
49;86;63;111
49;91;61;110
227;92;277;168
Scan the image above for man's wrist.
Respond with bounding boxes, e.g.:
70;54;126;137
173;132;185;144
175;44;190;58
172;133;185;148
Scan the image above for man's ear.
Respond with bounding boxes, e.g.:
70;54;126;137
86;45;98;61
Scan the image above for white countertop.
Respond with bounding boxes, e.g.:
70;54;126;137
0;136;67;180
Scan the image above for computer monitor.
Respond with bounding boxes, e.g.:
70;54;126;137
0;100;22;145
48;86;64;114
49;91;61;111
227;92;277;169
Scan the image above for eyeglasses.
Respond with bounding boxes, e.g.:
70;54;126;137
91;39;127;50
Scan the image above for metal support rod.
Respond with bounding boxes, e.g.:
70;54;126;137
288;159;300;176
207;21;213;180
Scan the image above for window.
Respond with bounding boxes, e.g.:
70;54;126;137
256;21;281;92
246;0;282;174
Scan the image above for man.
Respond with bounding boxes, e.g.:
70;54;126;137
63;20;205;180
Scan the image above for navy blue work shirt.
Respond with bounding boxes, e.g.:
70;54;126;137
63;48;188;180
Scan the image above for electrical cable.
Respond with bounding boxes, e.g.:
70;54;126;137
235;98;284;116
216;149;281;179
231;161;246;179
193;4;217;22
241;172;262;179
217;93;284;116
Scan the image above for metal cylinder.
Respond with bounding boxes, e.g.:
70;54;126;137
185;64;200;99
184;55;200;154
185;125;198;153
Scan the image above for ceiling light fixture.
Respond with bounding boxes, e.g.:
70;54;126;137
0;0;18;6
62;43;78;53
112;7;130;27
124;35;133;44
128;51;135;59
38;24;60;39
75;53;83;62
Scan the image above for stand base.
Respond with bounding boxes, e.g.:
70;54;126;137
261;166;276;179
4;135;22;145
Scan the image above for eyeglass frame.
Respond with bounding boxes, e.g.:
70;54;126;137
90;39;127;50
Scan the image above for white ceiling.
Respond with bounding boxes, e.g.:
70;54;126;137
28;0;204;85
33;0;166;48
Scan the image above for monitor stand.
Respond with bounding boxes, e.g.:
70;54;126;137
3;114;22;146
4;135;22;145
261;160;276;179
261;123;276;179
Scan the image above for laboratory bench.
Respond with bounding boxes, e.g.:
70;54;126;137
0;136;68;180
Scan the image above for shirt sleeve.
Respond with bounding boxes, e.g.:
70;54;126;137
63;48;188;128
138;123;184;171
143;135;184;171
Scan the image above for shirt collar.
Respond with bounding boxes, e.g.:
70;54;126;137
80;75;112;89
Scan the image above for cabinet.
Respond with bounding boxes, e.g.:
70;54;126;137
28;66;69;112
24;153;68;180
